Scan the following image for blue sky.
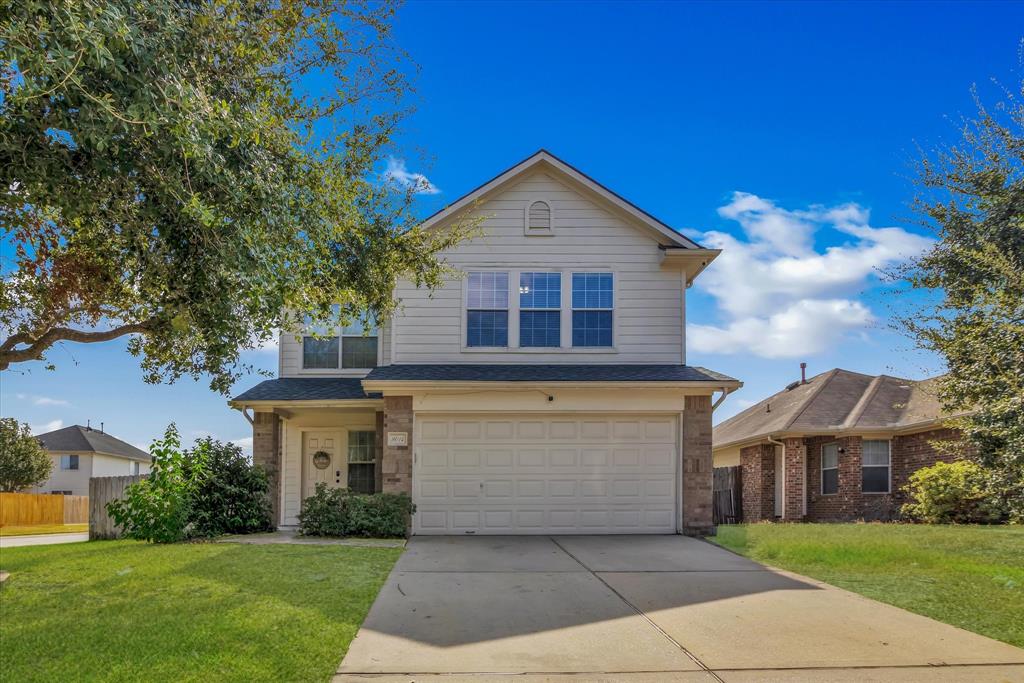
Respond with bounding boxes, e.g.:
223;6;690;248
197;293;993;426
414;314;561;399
3;1;1022;452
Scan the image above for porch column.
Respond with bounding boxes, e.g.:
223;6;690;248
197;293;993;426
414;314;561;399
252;411;281;526
681;395;714;536
381;396;413;495
741;443;775;521
782;437;806;521
374;410;384;493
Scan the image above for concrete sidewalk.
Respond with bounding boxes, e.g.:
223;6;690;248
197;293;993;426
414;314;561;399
335;535;1024;682
0;532;89;548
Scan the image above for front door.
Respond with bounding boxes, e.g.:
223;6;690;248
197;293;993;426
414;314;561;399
303;431;344;498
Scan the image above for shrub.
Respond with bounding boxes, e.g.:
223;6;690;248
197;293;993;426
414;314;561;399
901;461;1006;524
0;418;52;492
298;483;414;538
108;424;208;543
184;438;273;537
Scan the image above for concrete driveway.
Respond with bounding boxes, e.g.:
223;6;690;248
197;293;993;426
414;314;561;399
337;535;1024;682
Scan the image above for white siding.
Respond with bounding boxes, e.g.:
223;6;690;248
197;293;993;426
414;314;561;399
91;453;139;477
392;171;684;364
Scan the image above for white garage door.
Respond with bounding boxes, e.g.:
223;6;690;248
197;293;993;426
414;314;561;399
413;414;678;535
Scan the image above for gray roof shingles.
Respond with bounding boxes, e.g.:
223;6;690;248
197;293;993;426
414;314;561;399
36;425;150;462
232;378;377;402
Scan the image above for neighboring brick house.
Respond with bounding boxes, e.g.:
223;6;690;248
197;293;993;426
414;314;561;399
712;368;963;522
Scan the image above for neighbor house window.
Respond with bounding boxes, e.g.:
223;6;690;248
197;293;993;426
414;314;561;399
347;431;376;494
861;440;891;493
572;272;613;347
60;455;79;471
821;443;838;495
466;271;509;347
131;462;140;475
519;272;561;347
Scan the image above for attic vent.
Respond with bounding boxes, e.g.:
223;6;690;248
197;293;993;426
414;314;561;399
525;200;553;234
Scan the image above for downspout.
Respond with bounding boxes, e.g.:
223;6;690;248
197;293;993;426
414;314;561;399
766;434;806;517
233;406;254;425
711;386;734;411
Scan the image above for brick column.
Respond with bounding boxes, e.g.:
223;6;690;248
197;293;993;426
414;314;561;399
252;411;281;526
741;443;775;521
682;395;714;536
374;410;384;493
382;396;413;494
782;437;806;521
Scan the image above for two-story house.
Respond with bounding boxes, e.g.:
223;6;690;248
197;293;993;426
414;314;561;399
229;151;740;536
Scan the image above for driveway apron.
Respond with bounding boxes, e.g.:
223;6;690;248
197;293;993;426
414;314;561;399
336;535;1024;682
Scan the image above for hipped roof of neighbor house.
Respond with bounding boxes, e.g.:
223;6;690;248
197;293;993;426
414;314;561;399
713;369;957;450
35;425;151;462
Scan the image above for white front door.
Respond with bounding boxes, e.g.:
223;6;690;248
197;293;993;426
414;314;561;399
413;414;678;535
303;431;344;499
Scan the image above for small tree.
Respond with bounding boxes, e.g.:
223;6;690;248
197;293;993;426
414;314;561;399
184;437;273;537
107;424;208;543
0;418;52;492
894;62;1024;521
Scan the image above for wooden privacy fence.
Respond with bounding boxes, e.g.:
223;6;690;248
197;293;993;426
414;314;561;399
89;475;146;540
712;465;743;525
0;492;88;526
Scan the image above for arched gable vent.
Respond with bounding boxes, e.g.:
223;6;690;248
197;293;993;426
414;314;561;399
526;200;553;234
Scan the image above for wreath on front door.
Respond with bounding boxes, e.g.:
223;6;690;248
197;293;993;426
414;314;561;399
312;450;331;470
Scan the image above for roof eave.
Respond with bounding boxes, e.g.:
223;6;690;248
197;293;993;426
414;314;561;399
361;379;742;393
228;398;385;409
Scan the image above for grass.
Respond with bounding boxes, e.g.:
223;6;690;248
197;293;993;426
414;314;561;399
0;523;88;537
712;523;1024;648
0;540;401;682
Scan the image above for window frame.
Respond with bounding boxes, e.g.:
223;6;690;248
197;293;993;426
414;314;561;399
820;442;839;495
60;454;79;471
299;308;380;373
518;271;562;348
861;439;892;494
571;272;615;348
346;430;377;494
465;271;511;348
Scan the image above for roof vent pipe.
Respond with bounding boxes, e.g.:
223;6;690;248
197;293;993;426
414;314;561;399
800;362;807;384
86;419;91;431
100;422;104;434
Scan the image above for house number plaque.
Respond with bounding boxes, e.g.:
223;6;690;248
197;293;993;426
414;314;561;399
387;432;408;447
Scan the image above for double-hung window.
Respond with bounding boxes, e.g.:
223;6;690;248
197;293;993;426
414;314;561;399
341;320;379;368
466;272;509;347
572;272;613;347
347;430;376;494
861;440;891;493
519;272;561;347
60;454;79;471
821;443;839;495
302;307;378;369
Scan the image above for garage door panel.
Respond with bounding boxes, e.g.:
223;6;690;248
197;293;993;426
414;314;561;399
413;414;678;535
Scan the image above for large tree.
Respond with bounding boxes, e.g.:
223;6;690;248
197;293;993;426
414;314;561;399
897;68;1024;521
0;418;53;492
0;0;465;392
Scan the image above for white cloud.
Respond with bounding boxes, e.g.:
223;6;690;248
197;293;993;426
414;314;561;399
688;192;933;358
30;419;64;434
382;157;440;195
231;437;253;457
15;393;69;407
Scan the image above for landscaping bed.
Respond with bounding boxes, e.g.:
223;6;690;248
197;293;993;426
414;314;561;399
0;540;401;682
712;523;1024;648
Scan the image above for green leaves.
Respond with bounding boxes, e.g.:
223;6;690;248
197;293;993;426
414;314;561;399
0;418;53;492
1;1;466;392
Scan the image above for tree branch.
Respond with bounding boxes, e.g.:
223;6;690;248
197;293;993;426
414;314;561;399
0;321;155;370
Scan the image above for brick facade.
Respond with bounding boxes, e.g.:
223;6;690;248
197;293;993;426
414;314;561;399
741;443;776;521
682;395;714;536
782;438;806;520
251;411;281;526
741;427;962;522
381;396;413;494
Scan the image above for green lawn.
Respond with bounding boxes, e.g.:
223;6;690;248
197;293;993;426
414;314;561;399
0;523;88;536
712;523;1024;648
0;540;401;682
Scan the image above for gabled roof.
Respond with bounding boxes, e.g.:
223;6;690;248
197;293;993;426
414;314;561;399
419;149;706;250
35;425;150;462
364;364;738;384
713;370;953;449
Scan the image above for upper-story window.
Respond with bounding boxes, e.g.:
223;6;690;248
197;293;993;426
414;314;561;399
519;272;561;347
466;272;509;347
60;454;79;471
302;308;378;369
572;272;613;347
525;200;553;235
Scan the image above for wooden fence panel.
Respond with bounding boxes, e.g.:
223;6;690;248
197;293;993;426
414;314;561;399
89;475;145;540
63;495;89;524
0;492;66;526
712;465;743;525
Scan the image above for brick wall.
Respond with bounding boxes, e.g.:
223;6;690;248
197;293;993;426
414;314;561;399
252;411;281;526
374;410;384;493
741;443;775;522
891;428;962;509
381;396;413;494
682;395;714;536
782;438;806;520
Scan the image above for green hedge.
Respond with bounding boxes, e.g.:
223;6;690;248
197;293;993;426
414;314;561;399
298;483;414;537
